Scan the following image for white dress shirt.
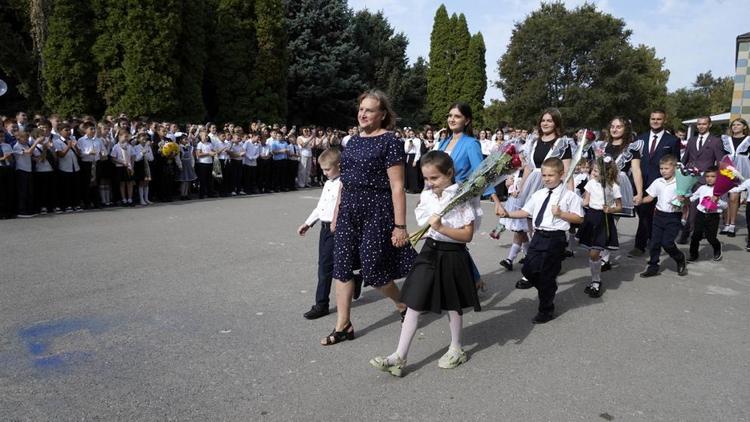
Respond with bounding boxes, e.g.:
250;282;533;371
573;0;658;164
415;184;482;243
76;136;100;162
196;141;214;164
690;184;727;213
584;179;622;210
304;178;342;226
522;183;584;231
243;141;260;166
646;177;679;212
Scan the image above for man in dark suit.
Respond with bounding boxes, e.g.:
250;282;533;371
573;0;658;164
629;110;681;257
677;116;725;244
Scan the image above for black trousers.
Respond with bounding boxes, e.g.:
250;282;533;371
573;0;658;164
243;164;258;193
316;222;335;307
405;154;420;193
228;160;243;193
16;170;35;215
522;230;566;314
218;159;230;196
0;166;15;218
78;161;96;207
258;159;272;192
287;159;299;189
195;162;214;198
635;201;656;251
689;212;721;256
648;211;685;269
57;170;79;209
34;171;55;211
271;159;285;191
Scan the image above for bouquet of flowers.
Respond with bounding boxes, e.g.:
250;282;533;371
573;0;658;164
701;156;745;212
161;141;180;159
559;129;594;204
671;163;701;207
408;143;523;247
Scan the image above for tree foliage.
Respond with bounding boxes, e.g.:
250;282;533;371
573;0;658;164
666;71;733;131
462;32;487;127
426;4;451;124
399;57;430;128
0;0;43;113
41;0;99;116
254;0;288;123
497;3;669;133
286;0;365;127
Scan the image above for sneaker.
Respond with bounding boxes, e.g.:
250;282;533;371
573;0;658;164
369;354;405;377
499;259;513;271
713;244;722;261
437;346;467;369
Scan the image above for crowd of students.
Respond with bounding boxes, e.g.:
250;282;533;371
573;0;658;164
0;112;362;219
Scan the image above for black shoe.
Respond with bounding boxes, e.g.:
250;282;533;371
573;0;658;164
746;242;750;252
713;244;722;261
532;312;555;324
518;257;526;264
499;259;513;271
584;281;602;298
564;250;574;258
640;267;659;278
600;261;612;272
352;273;363;300
676;260;688;276
304;305;329;320
628;248;644;257
727;230;736;238
687;254;699;262
515;277;533;289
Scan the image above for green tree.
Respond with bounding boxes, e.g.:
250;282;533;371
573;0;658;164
399;57;430;127
41;0;100;116
0;0;43;113
461;32;487;127
427;4;451;124
497;3;669;132
174;0;212;122
350;9;409;113
446;13;470;104
286;0;365;126
482;100;511;130
254;0;288;122
666;70;733;131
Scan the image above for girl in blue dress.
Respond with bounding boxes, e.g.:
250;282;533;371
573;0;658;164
322;90;417;346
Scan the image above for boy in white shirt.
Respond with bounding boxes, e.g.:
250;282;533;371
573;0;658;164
639;155;688;277
297;149;343;319
496;157;584;323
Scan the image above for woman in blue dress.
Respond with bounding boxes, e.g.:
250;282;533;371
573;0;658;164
322;90;417;346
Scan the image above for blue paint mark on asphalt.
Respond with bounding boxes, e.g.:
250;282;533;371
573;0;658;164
17;317;108;373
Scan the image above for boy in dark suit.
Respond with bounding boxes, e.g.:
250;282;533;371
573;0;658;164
630;110;680;257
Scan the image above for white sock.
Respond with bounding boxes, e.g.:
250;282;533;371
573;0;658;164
448;311;462;350
144;185;150;202
590;259;601;282
521;241;529;256
139;187;146;204
601;249;610;263
508;243;521;261
393;307;419;363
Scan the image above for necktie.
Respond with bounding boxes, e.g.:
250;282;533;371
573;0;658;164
698;135;704;151
649;134;658;156
535;189;554;228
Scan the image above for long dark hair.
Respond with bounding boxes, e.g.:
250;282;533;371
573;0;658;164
607;116;633;148
448;102;474;136
536;108;563;138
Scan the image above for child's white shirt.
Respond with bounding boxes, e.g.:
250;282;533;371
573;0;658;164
304;178;341;226
415;184;482;244
690;184;728;213
646;177;679;212
584;179;622;210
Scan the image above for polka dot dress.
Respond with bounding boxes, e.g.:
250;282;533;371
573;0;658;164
333;132;417;287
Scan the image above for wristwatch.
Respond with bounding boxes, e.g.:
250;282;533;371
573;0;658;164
394;224;407;230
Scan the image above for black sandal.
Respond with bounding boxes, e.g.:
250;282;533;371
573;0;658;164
321;321;354;346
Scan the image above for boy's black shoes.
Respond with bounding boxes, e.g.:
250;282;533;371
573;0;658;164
532;312;555;324
676;260;688;276
515;277;533;289
640;267;659;278
713;244;723;261
304;305;329;320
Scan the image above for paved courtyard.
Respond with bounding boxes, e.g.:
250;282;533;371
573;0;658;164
1;190;749;421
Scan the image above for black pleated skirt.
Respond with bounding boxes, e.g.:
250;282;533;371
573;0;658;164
576;208;619;250
400;238;481;315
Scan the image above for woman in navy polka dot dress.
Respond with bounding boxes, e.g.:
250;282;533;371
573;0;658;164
321;90;417;346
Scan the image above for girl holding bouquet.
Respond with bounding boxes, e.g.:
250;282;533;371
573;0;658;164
720;118;750;237
576;158;622;298
370;151;480;377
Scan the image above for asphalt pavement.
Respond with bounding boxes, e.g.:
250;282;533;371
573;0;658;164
1;190;748;421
